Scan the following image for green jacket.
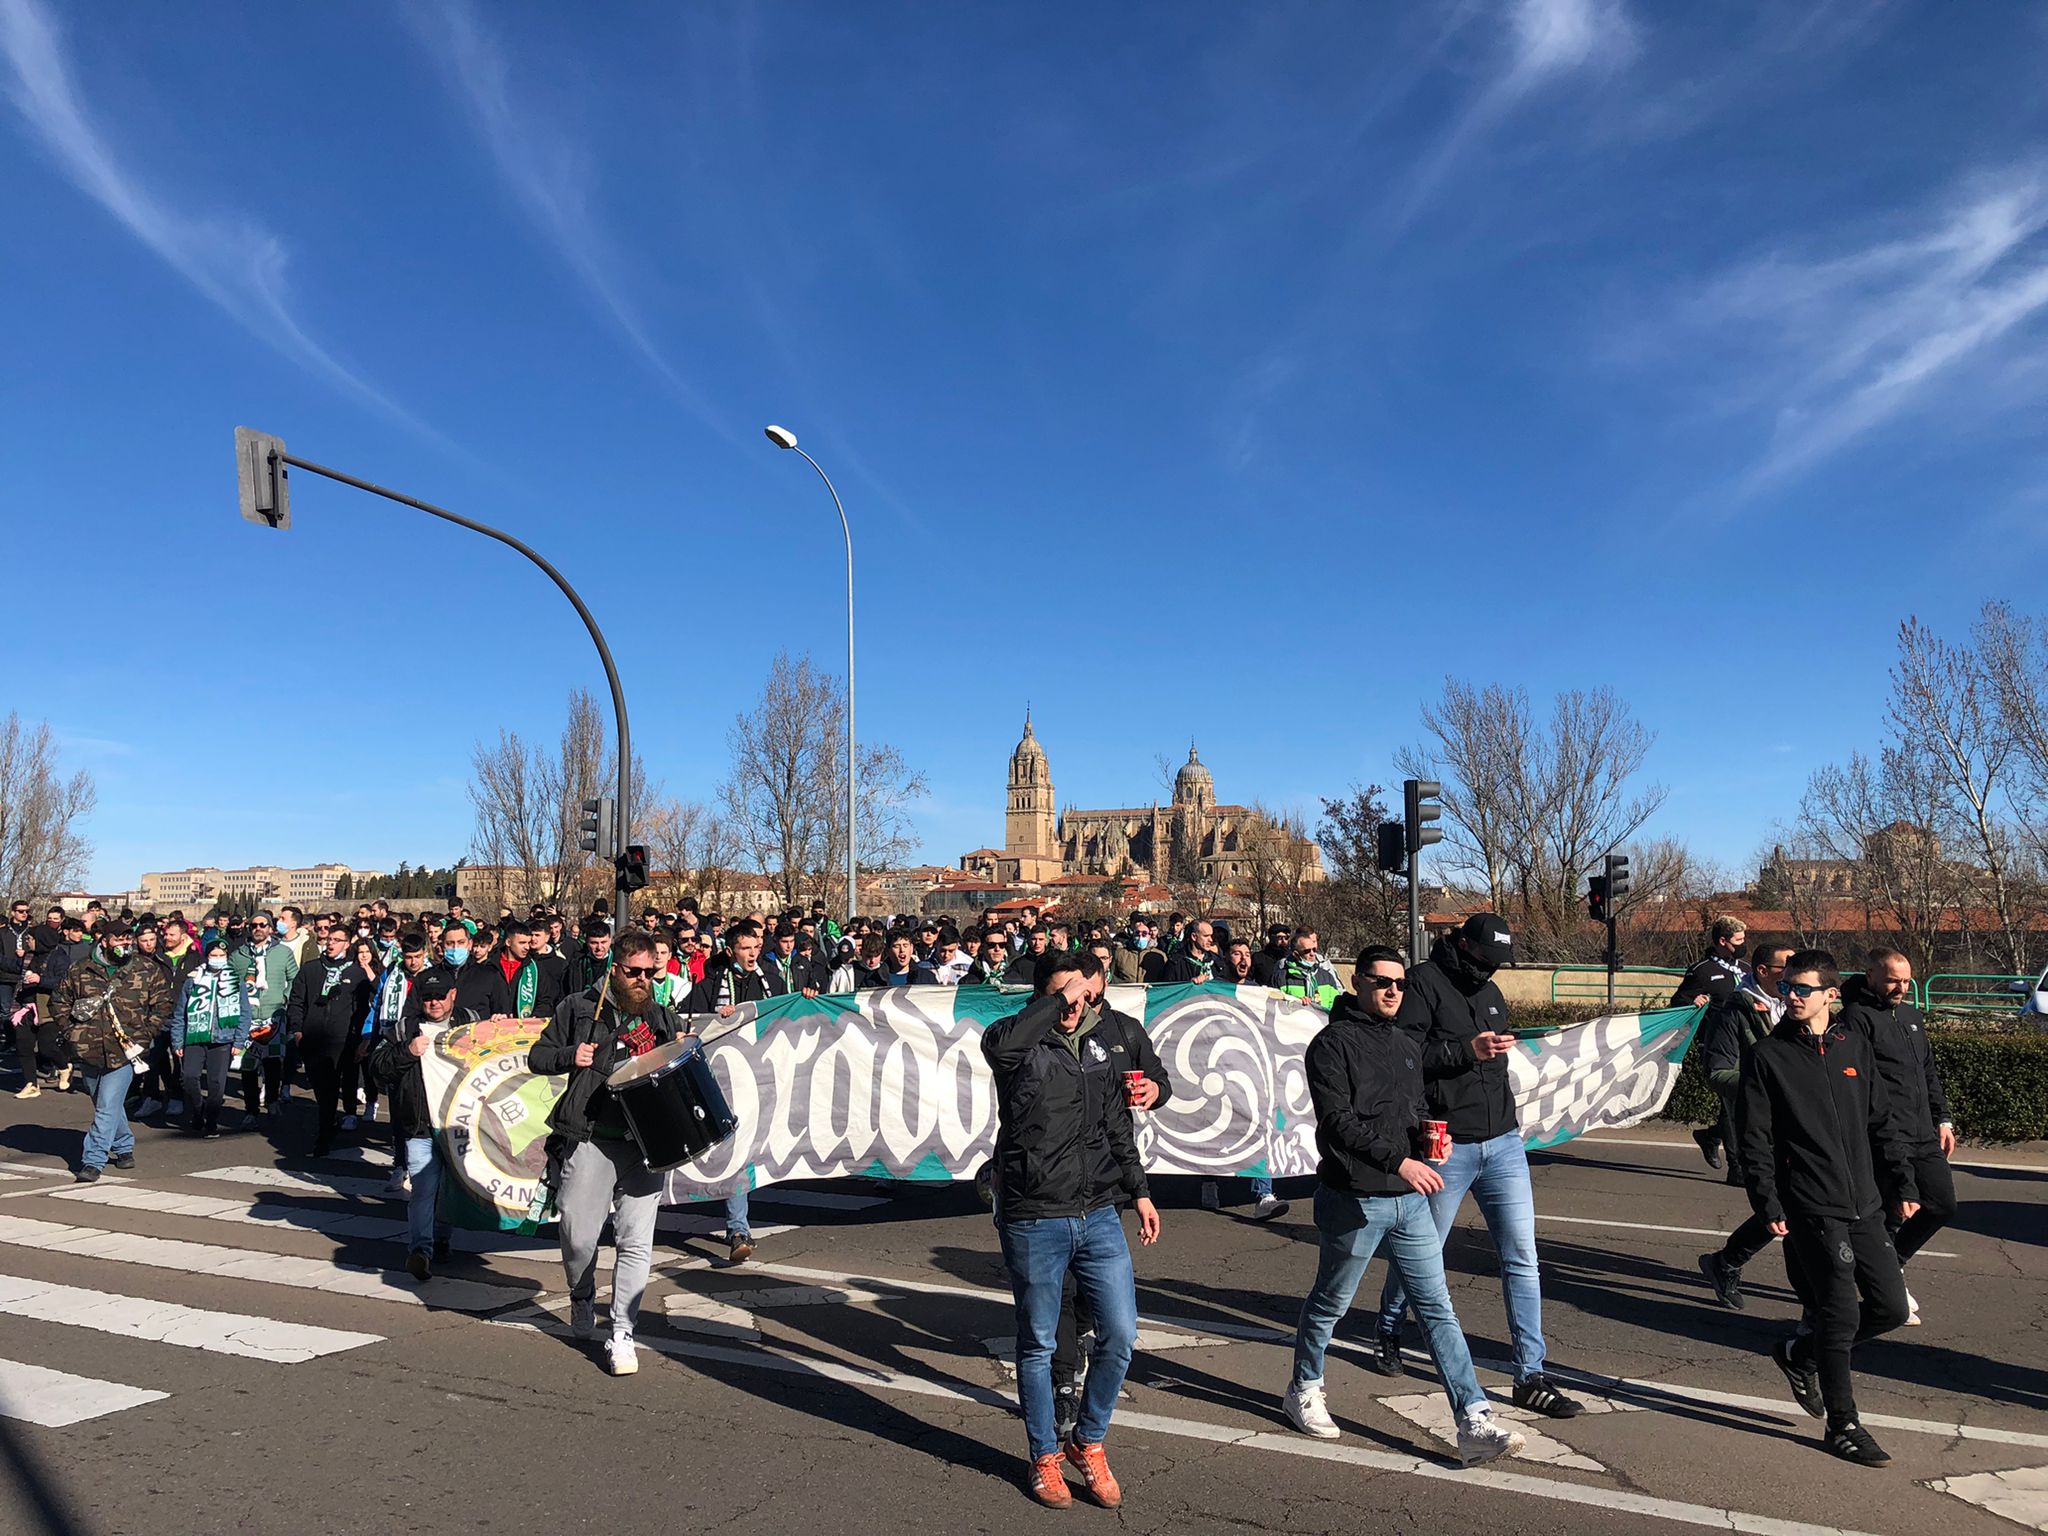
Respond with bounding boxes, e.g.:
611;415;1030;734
1278;956;1343;1011
229;940;298;1057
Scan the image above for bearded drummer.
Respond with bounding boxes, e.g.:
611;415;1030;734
528;928;687;1376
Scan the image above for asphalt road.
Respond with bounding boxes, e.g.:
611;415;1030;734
0;1082;2041;1536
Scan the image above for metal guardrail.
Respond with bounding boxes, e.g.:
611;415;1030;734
1549;965;1685;1006
1923;972;2030;1016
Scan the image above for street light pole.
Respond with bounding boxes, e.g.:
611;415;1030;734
233;429;633;927
764;426;857;923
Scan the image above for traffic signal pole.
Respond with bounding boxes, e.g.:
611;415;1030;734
235;430;633;925
1403;780;1442;963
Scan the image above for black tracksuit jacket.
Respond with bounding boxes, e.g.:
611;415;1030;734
1398;937;1519;1143
1736;1016;1917;1225
1307;994;1427;1196
982;993;1150;1221
1835;978;1948;1149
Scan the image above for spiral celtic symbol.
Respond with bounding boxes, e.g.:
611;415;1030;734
1140;989;1282;1173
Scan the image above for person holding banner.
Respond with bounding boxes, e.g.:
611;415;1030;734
684;920;783;1262
1284;948;1525;1465
1372;913;1584;1420
380;972;458;1282
57;922;172;1182
531;928;687;1374
983;950;1160;1510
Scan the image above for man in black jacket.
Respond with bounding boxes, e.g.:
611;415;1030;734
1372;913;1583;1418
1672;915;1749;1168
1250;924;1292;987
1160;919;1218;984
528;929;684;1377
683;921;781;1261
563;916;614;997
381;973;459;1280
984;951;1160;1510
1737;949;1917;1467
1698;942;1792;1308
1838;948;1954;1324
1284;947;1524;1465
284;925;375;1155
420;921;514;1023
0;897;29;1056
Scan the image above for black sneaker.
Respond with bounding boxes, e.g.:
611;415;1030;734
1512;1375;1584;1418
1773;1338;1825;1418
1823;1420;1890;1467
111;1153;135;1171
1369;1331;1406;1378
406;1250;432;1284
1691;1127;1724;1169
74;1165;101;1183
1698;1251;1745;1311
1053;1383;1081;1446
432;1239;452;1264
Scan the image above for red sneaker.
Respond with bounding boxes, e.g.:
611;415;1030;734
1063;1441;1122;1508
1028;1452;1072;1508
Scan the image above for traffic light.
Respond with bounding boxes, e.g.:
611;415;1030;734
1586;874;1609;924
1376;821;1407;875
579;796;615;858
1605;851;1631;905
234;427;290;529
615;844;649;893
1403;780;1442;861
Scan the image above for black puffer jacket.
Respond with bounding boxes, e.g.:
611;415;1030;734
1736;1016;1916;1224
527;990;684;1144
983;993;1148;1220
1836;977;1948;1148
285;956;373;1049
1307;993;1427;1196
1398;937;1518;1143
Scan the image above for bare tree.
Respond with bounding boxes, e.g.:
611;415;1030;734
1795;747;1960;973
1298;786;1408;959
0;714;95;899
821;740;929;916
468;689;648;910
1890;616;2029;971
1400;681;1665;960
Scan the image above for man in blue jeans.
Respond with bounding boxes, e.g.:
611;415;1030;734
984;950;1161;1510
54;922;170;1182
1373;914;1584;1419
385;974;457;1279
1285;947;1524;1465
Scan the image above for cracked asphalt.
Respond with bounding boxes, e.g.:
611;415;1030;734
0;1093;2041;1536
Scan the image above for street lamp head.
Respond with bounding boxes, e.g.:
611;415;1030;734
763;424;798;450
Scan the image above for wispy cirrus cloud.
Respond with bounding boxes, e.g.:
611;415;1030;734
0;0;414;424
1390;0;1636;227
407;0;730;440
1683;165;2048;493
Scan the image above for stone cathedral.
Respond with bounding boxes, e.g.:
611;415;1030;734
957;713;1322;888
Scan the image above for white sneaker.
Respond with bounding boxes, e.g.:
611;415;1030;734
606;1337;638;1376
1200;1181;1221;1211
14;1081;40;1099
1904;1289;1921;1326
382;1169;411;1196
1252;1194;1291;1222
1283;1379;1341;1440
1457;1410;1526;1467
570;1298;596;1339
137;1098;164;1119
339;1115;358;1131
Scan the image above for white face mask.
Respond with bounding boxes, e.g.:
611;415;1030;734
206;955;229;972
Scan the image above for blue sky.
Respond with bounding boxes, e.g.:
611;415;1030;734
5;0;2047;893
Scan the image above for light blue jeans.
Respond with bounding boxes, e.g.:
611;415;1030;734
726;1186;749;1239
402;1136;452;1255
80;1063;137;1170
1377;1129;1547;1383
1292;1187;1485;1416
998;1205;1140;1458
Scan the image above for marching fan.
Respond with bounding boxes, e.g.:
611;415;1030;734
55;922;171;1182
529;929;687;1376
170;939;252;1138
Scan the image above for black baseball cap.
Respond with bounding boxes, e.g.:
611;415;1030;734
1456;913;1515;968
416;975;457;1002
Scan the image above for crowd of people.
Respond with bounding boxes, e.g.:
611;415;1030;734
0;892;1966;1508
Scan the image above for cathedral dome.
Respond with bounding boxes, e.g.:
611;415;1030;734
1173;746;1214;805
1009;710;1049;783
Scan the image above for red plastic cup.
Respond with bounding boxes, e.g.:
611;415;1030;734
1123;1070;1147;1108
1424;1120;1452;1163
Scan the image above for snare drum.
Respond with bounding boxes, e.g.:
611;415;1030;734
605;1037;739;1172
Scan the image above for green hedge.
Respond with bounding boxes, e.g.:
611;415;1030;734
1659;1029;2048;1144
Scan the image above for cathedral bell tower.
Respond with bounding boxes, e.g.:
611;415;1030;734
1005;710;1057;858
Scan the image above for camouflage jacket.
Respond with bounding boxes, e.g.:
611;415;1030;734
56;952;173;1071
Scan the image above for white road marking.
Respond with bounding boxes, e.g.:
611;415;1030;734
1532;1210;1957;1258
492;1308;1875;1536
0;1272;380;1362
0;1212;528;1312
0;1357;166;1426
1378;1389;1641;1474
1927;1462;2048;1532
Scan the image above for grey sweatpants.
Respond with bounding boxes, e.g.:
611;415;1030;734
556;1137;662;1342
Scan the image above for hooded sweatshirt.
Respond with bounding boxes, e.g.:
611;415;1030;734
1398;936;1518;1143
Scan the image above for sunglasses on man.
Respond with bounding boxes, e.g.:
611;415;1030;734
1362;975;1406;992
615;963;660;980
1777;979;1828;1000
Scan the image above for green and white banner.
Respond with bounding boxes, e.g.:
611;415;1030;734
415;985;1705;1229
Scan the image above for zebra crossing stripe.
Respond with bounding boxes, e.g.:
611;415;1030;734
0;1213;529;1312
0;1272;381;1361
0;1357;166;1426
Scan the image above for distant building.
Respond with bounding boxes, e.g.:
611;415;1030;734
138;864;383;910
961;714;1324;889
